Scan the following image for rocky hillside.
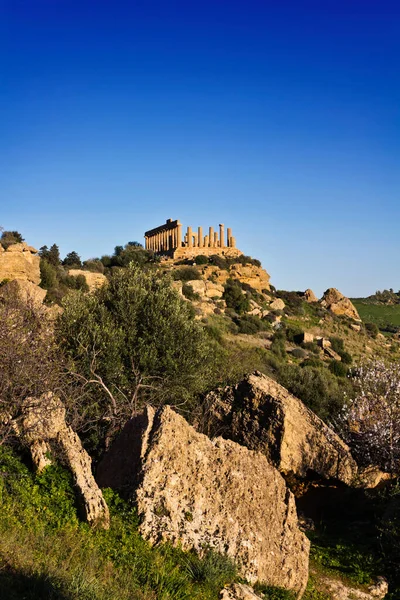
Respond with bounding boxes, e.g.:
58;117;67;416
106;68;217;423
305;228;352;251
1;235;399;600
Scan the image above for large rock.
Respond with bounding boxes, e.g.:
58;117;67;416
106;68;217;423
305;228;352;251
0;242;40;284
68;269;107;291
202;372;357;485
0;279;46;307
220;584;264;600
201;263;271;293
320;288;360;321
304;289;318;303
97;405;310;595
21;392;109;528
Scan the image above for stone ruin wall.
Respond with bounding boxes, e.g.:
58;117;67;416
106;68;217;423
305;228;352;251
144;219;243;259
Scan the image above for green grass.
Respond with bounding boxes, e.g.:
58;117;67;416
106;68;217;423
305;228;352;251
352;301;400;328
0;446;238;600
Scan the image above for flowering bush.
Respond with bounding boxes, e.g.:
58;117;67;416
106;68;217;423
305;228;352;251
334;361;400;473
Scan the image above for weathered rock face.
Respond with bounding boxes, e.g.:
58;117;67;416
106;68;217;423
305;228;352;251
220;583;264;600
201;263;271;293
270;298;285;311
202;372;357;485
21;392;109;528
97;405;310;595
68;269;107;290
320;288;360;321
304;289;318;303
0;243;41;285
0;279;46;307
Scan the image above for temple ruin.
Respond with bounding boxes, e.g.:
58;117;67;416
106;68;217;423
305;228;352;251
144;219;243;259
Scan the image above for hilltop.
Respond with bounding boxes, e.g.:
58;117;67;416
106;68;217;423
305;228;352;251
1;228;400;600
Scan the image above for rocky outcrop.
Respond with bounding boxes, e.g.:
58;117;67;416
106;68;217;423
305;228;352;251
320;288;361;321
68;269;107;290
220;584;264;600
201;263;271;293
0;279;46;307
0;242;41;285
21;392;109;528
304;289;318;303
270;298;285;311
202;372;357;485
319;576;388;600
97;405;310;595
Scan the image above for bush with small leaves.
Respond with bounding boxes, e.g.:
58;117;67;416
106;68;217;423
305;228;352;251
172;266;202;281
329;360;348;377
182;283;201;301
223;279;250;315
194;254;209;265
365;322;379;338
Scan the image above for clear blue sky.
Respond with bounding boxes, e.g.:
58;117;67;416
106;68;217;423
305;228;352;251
1;0;399;297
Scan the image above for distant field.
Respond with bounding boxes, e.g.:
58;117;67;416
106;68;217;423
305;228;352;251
352;300;400;328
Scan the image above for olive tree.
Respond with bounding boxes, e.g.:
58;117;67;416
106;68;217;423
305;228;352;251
56;266;219;443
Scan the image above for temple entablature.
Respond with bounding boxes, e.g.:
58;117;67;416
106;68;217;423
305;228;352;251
144;219;242;259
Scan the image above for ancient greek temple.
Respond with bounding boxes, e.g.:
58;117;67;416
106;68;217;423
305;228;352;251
144;219;236;255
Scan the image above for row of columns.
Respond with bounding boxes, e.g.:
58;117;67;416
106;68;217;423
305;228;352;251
183;224;235;249
145;219;236;253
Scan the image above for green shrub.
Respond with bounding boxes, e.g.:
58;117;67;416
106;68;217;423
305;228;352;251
182;283;201;301
271;332;287;361
365;322;379;338
39;259;58;290
285;325;304;343
329;337;345;354
194;255;209;265
329;360;348;377
209;255;229;270
223;279;250;315
339;350;353;365
173;267;202;281
57;266;219;447
301;357;324;369
291;348;308;359
278;364;347;420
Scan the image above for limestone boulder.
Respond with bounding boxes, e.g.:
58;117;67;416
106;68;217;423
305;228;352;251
0;243;40;284
205;281;224;298
304;289;318;303
203;372;357;485
201;263;271;293
320;288;361;321
220;584;264;600
97;405;310;595
21;392;109;528
185;279;206;296
270;298;285;311
68;269;107;291
0;279;46;307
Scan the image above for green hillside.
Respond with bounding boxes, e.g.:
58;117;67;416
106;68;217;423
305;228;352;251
352;300;400;329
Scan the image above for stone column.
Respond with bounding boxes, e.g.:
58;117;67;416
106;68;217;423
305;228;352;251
214;232;219;247
193;233;198;247
187;226;193;248
204;234;209;247
177;222;182;248
227;228;232;247
219;224;225;248
230;236;236;248
198;226;203;248
209;227;214;247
